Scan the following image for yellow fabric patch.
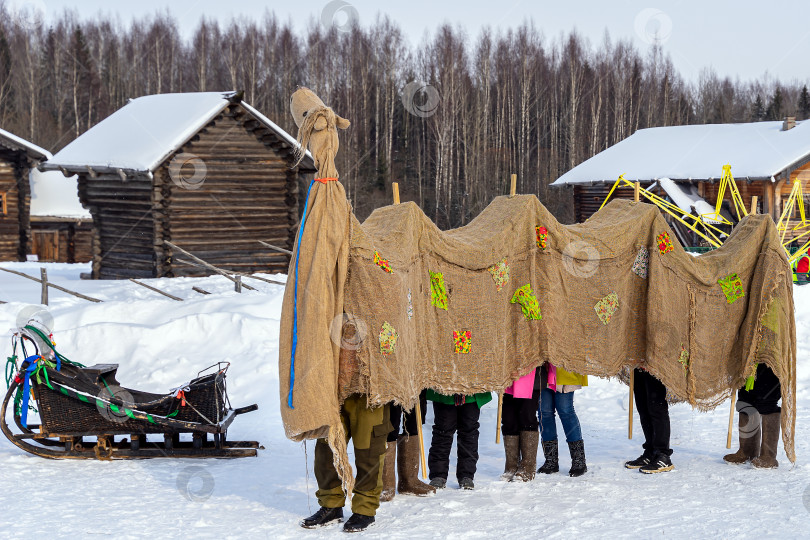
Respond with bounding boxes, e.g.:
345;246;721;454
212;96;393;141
487;258;510;292
379;321;398;355
594;292;619;325
373;251;394;273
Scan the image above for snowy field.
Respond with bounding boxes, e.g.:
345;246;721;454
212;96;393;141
0;262;808;539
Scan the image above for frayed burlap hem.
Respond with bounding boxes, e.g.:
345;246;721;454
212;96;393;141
327;421;354;497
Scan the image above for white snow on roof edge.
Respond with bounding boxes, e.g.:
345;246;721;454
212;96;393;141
0;127;51;160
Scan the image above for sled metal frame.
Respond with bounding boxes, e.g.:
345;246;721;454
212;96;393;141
1;378;260;460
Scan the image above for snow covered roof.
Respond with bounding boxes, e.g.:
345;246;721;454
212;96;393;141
29;169;90;219
42;91;312;175
0;127;50;162
553;120;810;185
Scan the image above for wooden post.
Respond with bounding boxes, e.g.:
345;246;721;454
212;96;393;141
750;196;758;215
628;369;634;439
509;174;517;198
234;275;242;293
40;268;48;306
393;182;400;205
496;392;503;444
727;392;737;449
0;266;101;303
414;400;428;479
634;181;640;203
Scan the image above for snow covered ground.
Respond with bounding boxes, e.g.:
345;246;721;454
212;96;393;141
0;262;808;539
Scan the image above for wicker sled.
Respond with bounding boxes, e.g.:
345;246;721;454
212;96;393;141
2;326;260;460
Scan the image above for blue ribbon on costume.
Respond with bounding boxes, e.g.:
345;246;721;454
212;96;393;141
20;355;42;429
288;179;317;409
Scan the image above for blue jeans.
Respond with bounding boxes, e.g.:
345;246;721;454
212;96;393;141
538;388;582;443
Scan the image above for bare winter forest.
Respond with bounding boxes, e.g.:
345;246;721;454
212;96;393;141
1;6;809;226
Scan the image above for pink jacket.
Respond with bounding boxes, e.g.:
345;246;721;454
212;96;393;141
504;368;536;399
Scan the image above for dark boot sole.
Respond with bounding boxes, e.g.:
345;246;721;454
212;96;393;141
301;517;343;529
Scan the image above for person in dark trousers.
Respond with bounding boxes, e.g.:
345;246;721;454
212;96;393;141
426;390;492;490
501;368;541;482
724;363;782;468
625;368;674;473
381;390;436;501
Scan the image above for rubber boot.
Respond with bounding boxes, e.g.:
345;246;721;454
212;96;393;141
723;412;761;464
380;441;396;502
537;439;559;474
515;430;539;482
752;412;780;469
501;435;520;481
397;435;436;496
568;439;587;477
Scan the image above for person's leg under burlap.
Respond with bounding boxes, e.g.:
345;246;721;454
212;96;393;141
314;395;391;516
642;371;672;456
314;404;352;510
633;369;655;455
538;388;558;441
428;401;457;481
388;404;403;443
455;402;481;481
346;396;391;516
554;391;582;443
501;393;521;436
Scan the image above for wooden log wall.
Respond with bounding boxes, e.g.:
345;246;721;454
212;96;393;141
0;151;30;261
78;172;156;279
155;104;308;278
573;183;655;223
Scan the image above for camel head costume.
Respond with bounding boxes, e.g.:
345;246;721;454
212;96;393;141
291;87;351;179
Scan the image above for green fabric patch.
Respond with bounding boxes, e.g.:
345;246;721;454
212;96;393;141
510;284;541;320
430;271;449;310
678;345;690;371
718;273;745;304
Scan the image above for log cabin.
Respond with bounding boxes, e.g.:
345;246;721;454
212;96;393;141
0;128;46;261
552;118;810;246
42;91;316;279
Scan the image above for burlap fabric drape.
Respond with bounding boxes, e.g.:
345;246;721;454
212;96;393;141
280;189;796;489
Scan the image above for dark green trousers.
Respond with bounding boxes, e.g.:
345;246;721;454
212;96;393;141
314;394;391;516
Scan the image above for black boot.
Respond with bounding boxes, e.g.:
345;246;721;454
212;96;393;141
537;439;559;474
568;440;587;477
343;513;375;533
301;506;343;529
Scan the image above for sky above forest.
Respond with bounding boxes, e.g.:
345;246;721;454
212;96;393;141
10;0;810;84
